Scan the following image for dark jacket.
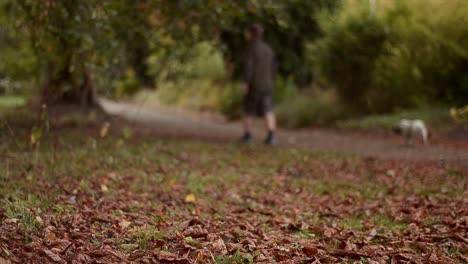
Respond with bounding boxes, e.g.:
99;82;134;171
244;38;276;94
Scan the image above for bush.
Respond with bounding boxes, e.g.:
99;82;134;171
115;69;140;98
311;8;389;113
276;89;343;128
311;0;468;114
148;41;229;111
157;79;224;111
219;82;243;120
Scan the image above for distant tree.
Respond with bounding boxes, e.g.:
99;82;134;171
1;0;118;109
156;0;339;86
1;0;339;110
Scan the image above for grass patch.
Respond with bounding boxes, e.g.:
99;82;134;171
311;180;387;199
215;250;253;264
1;195;43;241
338;107;451;129
341;214;408;231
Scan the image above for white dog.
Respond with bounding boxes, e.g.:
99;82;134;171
393;119;428;145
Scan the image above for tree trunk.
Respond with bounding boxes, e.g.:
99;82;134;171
40;67;105;114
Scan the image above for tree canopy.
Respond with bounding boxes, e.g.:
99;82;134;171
0;0;338;106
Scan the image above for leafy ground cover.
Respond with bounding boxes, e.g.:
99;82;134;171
0;112;467;263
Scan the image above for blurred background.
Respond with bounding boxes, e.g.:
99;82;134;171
0;0;467;129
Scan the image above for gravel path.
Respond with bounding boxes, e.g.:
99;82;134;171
101;99;467;166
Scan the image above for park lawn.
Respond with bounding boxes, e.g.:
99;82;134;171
0;111;467;263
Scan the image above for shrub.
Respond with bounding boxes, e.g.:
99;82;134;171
157;79;224;111
115;69;140;98
219;82;243;120
310;4;389;113
311;0;468;114
276;89;343;128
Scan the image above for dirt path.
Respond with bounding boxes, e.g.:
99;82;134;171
100;99;467;165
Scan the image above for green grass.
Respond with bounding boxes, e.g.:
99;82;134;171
311;180;388;199
215;250;253;264
338;107;452;129
340;214;408;231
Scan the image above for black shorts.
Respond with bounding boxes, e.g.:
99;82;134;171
243;92;273;116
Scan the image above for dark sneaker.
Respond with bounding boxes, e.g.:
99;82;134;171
264;134;276;146
239;133;253;144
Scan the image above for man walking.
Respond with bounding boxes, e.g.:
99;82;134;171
240;24;277;145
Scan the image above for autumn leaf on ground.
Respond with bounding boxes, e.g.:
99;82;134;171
101;184;109;192
100;122;110;138
185;193;196;203
119;219;131;229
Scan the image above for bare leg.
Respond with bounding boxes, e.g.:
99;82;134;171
240;114;254;143
264;111;276;131
264;111;277;145
243;115;253;134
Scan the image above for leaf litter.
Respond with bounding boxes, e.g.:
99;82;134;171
0;127;467;263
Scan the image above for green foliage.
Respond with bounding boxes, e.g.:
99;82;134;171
312;0;468;114
148;42;228;111
219;82;243;120
381;0;468;107
1;0;157;100
0;96;26;109
2;195;42;234
272;77;297;104
115;70;140;98
450;105;468;123
157;79;224;111
217;0;339;85
155;0;339;85
276;89;344;128
215;250;253;264
148;42;226;83
310;5;389;113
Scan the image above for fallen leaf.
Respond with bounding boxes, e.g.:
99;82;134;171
155;250;190;264
100;122;110;138
43;249;65;263
3;218;18;224
302;246;319;257
211;238;228;255
121;244;139;251
101;184;109;192
185;193;196;203
119;219;131;229
35;216;44;225
0;257;12;264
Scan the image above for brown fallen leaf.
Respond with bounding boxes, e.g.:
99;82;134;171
89;248;128;261
119;219;131;229
101;184;109;192
3;219;18;225
211;238;228;255
43;249;65;263
328;249;369;258
44;232;57;243
0;257;12;264
155;250;190;264
302;245;319;257
183;225;208;238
